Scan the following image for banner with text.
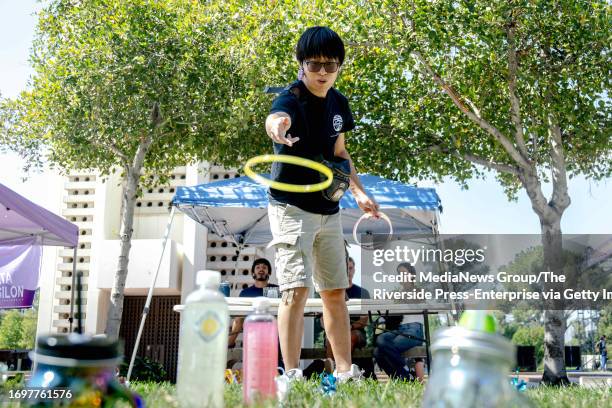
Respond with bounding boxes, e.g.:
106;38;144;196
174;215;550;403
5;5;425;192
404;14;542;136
0;237;42;309
359;234;612;311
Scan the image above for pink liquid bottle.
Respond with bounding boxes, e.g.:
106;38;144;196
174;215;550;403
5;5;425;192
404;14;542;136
242;297;278;404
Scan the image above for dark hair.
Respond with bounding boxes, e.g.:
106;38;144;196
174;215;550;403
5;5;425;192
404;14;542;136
251;258;271;274
397;262;416;274
348;257;355;264
295;26;345;65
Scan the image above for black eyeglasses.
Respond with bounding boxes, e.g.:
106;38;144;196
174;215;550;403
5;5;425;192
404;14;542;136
304;60;340;73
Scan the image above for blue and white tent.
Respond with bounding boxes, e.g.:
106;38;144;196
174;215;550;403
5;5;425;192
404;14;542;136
129;174;442;379
171;174;442;246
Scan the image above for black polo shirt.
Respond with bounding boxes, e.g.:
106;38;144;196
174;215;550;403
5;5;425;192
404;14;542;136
269;80;355;215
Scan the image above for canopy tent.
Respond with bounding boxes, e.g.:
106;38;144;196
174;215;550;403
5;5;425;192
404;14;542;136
127;173;442;381
171;174;442;246
0;183;78;247
0;183;79;313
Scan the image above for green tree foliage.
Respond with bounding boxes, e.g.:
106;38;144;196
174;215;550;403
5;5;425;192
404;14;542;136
1;0;265;174
0;311;23;349
494;308;542;341
494;312;519;340
597;306;612;341
497;246;581;311
0;292;38;349
18;309;37;349
217;0;610;187
0;0;268;338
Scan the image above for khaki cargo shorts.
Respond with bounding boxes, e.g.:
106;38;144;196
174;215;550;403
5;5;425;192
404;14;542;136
267;202;349;293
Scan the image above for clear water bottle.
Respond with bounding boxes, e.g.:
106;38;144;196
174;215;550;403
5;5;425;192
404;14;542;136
242;297;278;404
422;311;533;408
177;270;229;408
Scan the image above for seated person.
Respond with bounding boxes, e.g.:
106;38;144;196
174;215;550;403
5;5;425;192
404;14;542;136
373;263;425;382
228;258;279;348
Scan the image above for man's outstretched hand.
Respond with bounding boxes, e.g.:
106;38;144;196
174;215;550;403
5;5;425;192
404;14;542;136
267;115;300;146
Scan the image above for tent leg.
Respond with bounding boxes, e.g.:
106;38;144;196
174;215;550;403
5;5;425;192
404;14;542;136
69;246;78;333
424;311;432;376
126;207;176;383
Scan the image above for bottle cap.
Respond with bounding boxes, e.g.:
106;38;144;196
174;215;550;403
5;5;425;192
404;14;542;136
459;310;498;334
252;296;271;311
196;270;221;287
32;334;122;366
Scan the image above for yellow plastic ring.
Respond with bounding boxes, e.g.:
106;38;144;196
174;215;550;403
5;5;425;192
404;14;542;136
244;154;333;193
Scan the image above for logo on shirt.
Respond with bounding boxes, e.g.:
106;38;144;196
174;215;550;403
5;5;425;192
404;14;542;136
332;114;343;132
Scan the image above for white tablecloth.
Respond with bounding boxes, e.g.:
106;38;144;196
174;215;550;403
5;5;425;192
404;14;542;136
173;297;452;316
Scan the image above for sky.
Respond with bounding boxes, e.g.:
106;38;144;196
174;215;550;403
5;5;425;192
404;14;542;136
1;0;611;234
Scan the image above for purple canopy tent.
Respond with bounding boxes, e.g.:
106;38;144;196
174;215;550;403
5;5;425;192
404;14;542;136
0;183;79;325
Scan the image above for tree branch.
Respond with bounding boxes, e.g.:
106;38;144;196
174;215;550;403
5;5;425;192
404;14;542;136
462;153;521;176
132;133;154;171
463;96;482;118
519;169;554;222
91;139;129;166
547;112;571;214
428;144;521;176
389;8;532;171
409;49;532;170
506;18;529;160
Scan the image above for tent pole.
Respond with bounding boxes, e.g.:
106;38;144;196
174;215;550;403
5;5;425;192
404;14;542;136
68;246;78;333
126;206;176;383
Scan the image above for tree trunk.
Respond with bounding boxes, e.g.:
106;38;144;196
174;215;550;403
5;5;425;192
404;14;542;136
104;131;154;339
540;218;571;385
520;168;571;385
105;166;140;340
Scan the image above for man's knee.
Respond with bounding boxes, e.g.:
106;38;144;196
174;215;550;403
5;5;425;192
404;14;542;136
281;287;309;306
376;332;393;347
320;288;346;303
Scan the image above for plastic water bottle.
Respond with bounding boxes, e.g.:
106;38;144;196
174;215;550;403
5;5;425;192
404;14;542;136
177;270;229;408
242;297;278;404
422;311;533;408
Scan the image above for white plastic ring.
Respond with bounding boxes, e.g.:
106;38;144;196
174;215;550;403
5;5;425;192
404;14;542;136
352;211;393;249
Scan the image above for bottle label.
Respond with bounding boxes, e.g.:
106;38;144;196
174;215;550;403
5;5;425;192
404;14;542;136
195;311;223;342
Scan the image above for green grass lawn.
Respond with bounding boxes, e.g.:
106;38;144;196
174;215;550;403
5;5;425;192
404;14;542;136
123;379;612;408
1;379;610;407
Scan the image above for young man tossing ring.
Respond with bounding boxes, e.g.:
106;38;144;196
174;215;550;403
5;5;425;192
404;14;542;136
265;26;380;383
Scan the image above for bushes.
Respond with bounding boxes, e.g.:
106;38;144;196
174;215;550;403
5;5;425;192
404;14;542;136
119;356;167;383
0;309;37;349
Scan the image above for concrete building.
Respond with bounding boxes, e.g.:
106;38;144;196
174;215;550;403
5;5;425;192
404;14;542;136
36;163;270;380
